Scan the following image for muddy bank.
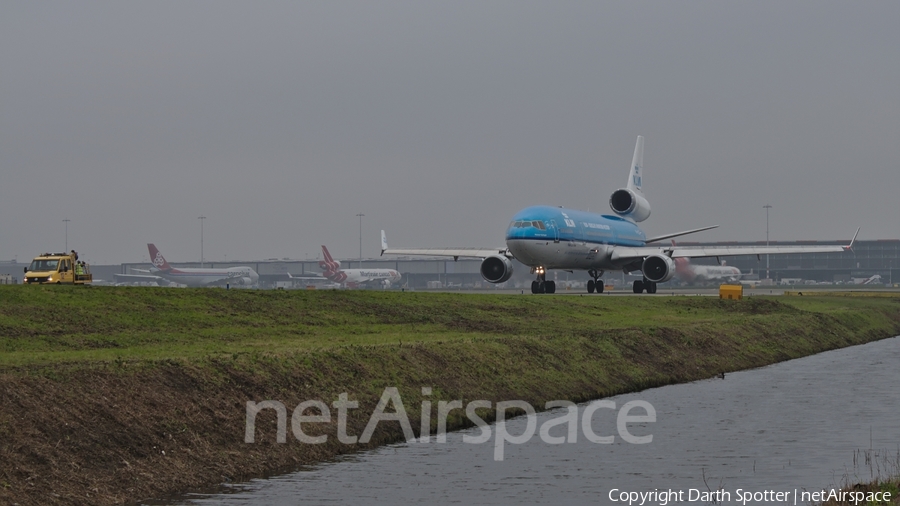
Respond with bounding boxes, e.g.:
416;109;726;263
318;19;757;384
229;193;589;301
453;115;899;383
1;295;899;505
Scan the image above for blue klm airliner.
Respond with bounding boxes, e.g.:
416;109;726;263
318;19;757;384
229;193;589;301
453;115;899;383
382;136;858;294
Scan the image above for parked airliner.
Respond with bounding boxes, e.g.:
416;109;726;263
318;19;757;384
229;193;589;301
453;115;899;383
319;245;401;288
850;274;882;285
671;241;742;283
382;136;858;294
114;244;259;287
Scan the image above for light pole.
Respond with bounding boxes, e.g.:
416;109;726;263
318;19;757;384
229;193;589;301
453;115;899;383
198;216;206;268
62;219;70;252
356;213;365;268
763;204;772;279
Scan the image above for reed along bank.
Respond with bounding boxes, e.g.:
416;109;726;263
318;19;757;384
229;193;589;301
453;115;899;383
1;286;899;505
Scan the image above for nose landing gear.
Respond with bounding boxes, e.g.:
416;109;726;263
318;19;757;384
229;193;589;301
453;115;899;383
587;270;604;294
530;266;555;294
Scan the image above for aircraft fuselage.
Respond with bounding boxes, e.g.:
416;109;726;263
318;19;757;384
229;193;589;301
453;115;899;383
505;205;646;271
155;267;259;287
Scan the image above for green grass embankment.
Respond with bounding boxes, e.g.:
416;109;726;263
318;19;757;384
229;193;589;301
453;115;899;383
1;286;899;506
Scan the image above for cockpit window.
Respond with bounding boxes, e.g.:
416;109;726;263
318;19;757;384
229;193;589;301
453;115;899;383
510;220;547;229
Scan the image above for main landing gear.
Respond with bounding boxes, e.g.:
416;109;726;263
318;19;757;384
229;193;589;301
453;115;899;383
586;270;604;294
530;266;555;294
633;277;658;294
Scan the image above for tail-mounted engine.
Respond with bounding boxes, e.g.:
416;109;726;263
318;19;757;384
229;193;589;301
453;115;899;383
480;255;514;283
641;254;675;283
609;189;651;222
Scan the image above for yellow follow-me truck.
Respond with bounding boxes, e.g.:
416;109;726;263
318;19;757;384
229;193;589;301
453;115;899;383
23;252;92;284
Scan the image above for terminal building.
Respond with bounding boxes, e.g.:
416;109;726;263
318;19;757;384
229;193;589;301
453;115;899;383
111;239;900;289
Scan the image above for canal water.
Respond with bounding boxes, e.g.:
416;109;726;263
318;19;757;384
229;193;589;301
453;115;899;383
163;336;900;505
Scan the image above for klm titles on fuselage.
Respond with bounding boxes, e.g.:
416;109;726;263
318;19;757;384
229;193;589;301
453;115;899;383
506;206;646;247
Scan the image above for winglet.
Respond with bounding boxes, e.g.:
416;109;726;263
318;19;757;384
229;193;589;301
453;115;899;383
845;227;861;251
626;135;645;195
381;230;388;256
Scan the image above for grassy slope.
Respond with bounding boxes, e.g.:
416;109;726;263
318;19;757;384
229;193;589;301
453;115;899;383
2;286;897;365
1;286;899;505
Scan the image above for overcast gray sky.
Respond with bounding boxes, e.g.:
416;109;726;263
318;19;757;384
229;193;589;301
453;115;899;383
2;1;898;265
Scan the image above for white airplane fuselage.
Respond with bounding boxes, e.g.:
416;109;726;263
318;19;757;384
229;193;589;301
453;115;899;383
144;243;260;287
324;268;401;287
673;257;741;283
152;266;260;287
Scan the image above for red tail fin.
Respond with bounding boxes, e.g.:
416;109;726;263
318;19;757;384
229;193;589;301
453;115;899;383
318;245;341;272
147;243;172;271
321;245;335;263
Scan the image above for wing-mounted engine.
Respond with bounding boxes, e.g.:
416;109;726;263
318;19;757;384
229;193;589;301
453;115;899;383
641;254;675;283
480;255;513;283
609;189;651;222
238;277;254;285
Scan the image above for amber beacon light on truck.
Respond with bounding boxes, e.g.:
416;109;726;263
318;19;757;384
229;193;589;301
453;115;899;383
23;252;92;285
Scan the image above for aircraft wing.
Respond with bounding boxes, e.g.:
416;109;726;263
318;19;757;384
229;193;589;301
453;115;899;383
113;273;167;284
612;227;858;262
287;272;323;279
357;278;393;287
611;243;850;262
380;230;508;260
381;247;509;260
671;244;850;258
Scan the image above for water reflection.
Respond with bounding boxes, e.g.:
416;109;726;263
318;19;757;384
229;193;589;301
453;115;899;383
166;337;900;505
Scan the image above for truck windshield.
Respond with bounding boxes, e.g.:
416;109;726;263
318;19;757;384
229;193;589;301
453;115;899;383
28;259;59;271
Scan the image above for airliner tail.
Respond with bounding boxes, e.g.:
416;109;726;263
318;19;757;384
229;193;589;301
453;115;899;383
626;135;645;195
319;245;341;271
147;244;172;271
